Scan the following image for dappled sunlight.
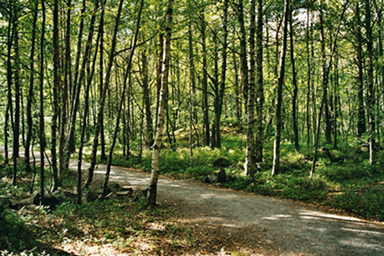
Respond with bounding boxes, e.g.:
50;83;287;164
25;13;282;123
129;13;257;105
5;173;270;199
262;214;293;220
299;211;364;222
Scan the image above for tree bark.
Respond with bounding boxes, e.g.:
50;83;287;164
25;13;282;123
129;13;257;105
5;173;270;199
51;0;61;191
255;0;264;162
39;0;46;204
319;0;332;144
271;0;289;176
201;11;210;147
148;0;174;205
289;6;299;152
245;0;256;177
84;0;123;188
355;2;366;137
64;0;99;171
365;0;375;164
59;0;71;182
25;0;38;173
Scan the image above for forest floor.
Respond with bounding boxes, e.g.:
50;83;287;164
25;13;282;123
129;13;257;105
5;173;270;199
67;160;384;256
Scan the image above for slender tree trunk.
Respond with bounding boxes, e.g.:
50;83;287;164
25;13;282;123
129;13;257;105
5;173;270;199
188;4;195;157
214;0;228;149
5;104;9;166
271;0;289;176
84;0;123;188
233;48;241;122
310;0;350;178
7;2;17;185
77;14;101;205
201;11;210;147
102;0;143;197
64;0;99;170
25;0;38;173
289;7;299;152
39;0;46;204
356;2;366;137
237;0;249;117
13;5;20;161
255;0;264;162
100;0;107;161
51;0;61;191
141;49;154;149
365;0;375;164
59;0;71;182
245;0;256;177
148;0;174;205
319;0;332;144
155;32;164;128
306;8;311;149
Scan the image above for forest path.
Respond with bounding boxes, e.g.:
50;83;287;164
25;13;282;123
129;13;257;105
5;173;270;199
68;160;384;256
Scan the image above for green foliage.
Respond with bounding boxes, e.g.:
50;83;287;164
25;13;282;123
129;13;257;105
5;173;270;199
334;186;384;220
0;203;38;252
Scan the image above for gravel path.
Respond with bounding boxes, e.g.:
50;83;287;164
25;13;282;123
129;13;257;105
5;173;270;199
1;146;383;255
68;160;384;256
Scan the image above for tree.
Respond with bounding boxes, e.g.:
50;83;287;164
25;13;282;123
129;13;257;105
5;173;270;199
271;0;289;176
245;0;256;177
289;2;299;152
255;0;264;162
25;0;38;173
365;0;375;164
85;0;123;188
148;0;174;205
51;0;61;191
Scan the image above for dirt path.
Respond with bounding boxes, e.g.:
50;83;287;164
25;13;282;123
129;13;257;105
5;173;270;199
68;160;384;256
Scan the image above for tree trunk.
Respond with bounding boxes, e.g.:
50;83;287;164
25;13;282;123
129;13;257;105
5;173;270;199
255;0;264;162
245;0;256;177
365;0;375;164
64;0;99;171
237;0;249;117
102;0;143;197
214;0;228;149
306;8;311;149
141;49;154;149
84;0;123;188
51;0;61;191
39;0;46;205
148;0;174;205
25;0;38;173
271;0;289;176
289;6;299;152
100;0;107;161
13;4;20;161
77;11;101;204
59;0;71;182
319;0;332;144
201;11;210;147
188;3;195;157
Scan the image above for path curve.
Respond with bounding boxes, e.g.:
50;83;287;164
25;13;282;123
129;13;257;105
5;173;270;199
69;160;384;256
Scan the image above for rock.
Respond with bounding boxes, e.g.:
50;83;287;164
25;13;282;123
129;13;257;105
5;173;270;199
116;188;133;198
105;192;117;200
213;158;231;168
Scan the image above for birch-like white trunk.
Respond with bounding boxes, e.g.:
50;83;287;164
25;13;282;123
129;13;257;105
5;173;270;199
148;0;174;205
